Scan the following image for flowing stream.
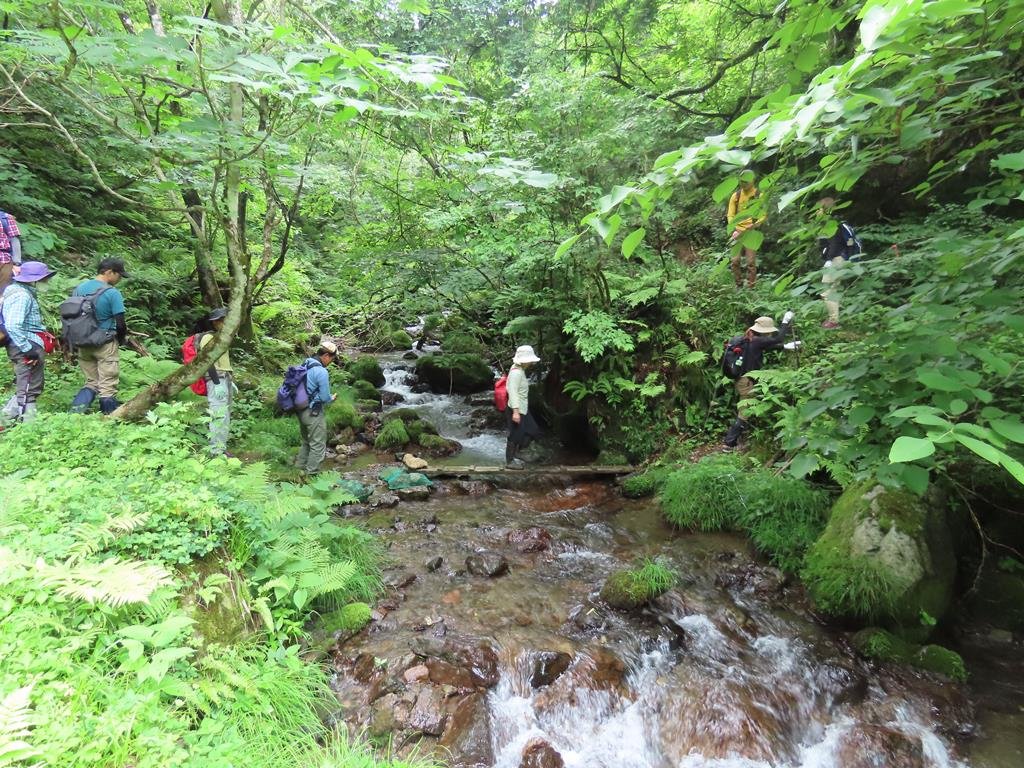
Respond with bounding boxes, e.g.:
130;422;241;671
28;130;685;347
325;355;1022;768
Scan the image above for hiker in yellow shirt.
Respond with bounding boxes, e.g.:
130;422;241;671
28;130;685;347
727;170;767;288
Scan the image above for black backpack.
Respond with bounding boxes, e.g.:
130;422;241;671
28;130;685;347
721;335;750;380
60;285;114;348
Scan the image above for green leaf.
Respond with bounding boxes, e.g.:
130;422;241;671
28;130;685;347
738;229;764;251
899;463;931;495
712;177;739;204
598;185;635;213
789;452;819;479
621;228;646;258
1000;455;1024;486
848;405;876;427
554;233;581;260
916;369;962;392
990;419;1024;444
293;588;308;610
954;434;1002;465
948;399;968;416
522;170;558;189
889;436;936;463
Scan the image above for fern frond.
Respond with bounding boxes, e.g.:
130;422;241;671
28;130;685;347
66;508;152;560
40;557;173;606
300;561;358;599
0;684;41;768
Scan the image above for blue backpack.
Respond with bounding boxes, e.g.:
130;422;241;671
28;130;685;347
276;364;310;412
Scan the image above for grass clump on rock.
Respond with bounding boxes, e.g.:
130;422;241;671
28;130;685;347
351;379;380;401
659;455;830;572
322;602;372;635
374;418;410;451
600;558;676;610
620;468;670;499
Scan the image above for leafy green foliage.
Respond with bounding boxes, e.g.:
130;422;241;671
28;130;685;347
374;418;411;451
0;407;399;768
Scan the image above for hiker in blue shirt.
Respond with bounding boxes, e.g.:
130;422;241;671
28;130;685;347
295;341;338;476
69;258;129;414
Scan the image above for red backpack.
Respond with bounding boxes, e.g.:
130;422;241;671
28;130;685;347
494;374;508;412
181;333;208;396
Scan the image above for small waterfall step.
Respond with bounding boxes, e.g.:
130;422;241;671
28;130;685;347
421;464;635;478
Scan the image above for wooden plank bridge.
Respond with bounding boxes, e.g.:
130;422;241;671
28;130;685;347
420;464;635;479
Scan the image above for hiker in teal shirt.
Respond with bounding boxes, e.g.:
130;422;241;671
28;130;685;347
69;258;129;415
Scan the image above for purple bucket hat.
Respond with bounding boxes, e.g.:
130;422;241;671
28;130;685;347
13;261;56;283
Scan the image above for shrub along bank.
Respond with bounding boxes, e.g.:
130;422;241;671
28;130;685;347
0;407;430;768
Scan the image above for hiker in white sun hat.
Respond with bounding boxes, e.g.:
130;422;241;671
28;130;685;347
506;344;542;468
722;311;800;448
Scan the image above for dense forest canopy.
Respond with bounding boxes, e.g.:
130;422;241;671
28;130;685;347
3;0;1024;766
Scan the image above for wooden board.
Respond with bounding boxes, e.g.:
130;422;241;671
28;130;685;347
420;464;635;478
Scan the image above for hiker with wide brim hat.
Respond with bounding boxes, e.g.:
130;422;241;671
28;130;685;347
2;261;56;423
505;344;542;469
723;311;798;448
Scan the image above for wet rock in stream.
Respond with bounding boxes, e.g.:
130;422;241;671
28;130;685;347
466;551;509;578
507;526;553;553
834;724;925;768
453;479;495;496
520;738;565;768
425;555;444;572
439;692;493;767
530;651;572;688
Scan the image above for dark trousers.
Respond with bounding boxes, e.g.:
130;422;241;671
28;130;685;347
506;410;541;461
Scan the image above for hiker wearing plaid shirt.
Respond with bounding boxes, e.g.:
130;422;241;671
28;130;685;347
0;210;23;295
1;261;55;423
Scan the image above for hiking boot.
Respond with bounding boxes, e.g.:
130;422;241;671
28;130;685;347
70;387;97;414
99;397;121;415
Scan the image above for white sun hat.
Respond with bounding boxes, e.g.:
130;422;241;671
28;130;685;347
512;344;541;364
748;316;779;334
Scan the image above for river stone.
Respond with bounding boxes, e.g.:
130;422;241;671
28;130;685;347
520;738;565;768
395;485;431;502
403;453;429;470
455;641;500;688
415;353;494;395
508;526;553;553
381;390;405;405
440;692;494;767
426;658;478;691
408;685;448;736
369;693;409;737
454;479;496;496
466;552;509;578
425;556;444;572
403;664;429;683
530;651;572;688
803;481;955;639
834;724;925;768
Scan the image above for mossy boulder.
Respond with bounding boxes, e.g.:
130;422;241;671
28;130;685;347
326;400;361;431
418;432;461;456
349;356;385;387
599;561;675;611
357;398;382;413
803;481;955;638
415;353;493;395
352;379;380;401
852;628;967;682
383;408;421;423
374;418;410;451
386;329;413;351
322;602;372;635
405;418;437;443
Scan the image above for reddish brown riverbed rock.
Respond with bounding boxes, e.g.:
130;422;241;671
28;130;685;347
520;738;565;768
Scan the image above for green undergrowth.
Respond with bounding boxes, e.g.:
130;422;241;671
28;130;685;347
0;406;420;768
658;454;831;571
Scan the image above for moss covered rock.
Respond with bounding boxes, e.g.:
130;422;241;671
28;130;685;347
374;418;410;451
326;400;361;431
415;353;493;395
357;398;382;413
387;329;413;351
852;628;967;682
405;418;437;443
803;481;955;638
418;432;461;456
620;471;664;499
349;356;385;387
322;602;372;635
352;379;380;401
383;408;421;423
599;561;675;611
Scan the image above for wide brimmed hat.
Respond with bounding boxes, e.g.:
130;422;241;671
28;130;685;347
749;316;778;334
208;307;228;322
12;261;56;283
512;344;541;365
319;340;338;355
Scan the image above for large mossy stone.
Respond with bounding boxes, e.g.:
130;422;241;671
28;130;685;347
803;481;955;638
349;356;386;387
852;628;967;682
415;353;493;395
599;565;673;611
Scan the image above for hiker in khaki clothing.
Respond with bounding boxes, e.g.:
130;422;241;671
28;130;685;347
727;170;767;288
69;258;129;415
